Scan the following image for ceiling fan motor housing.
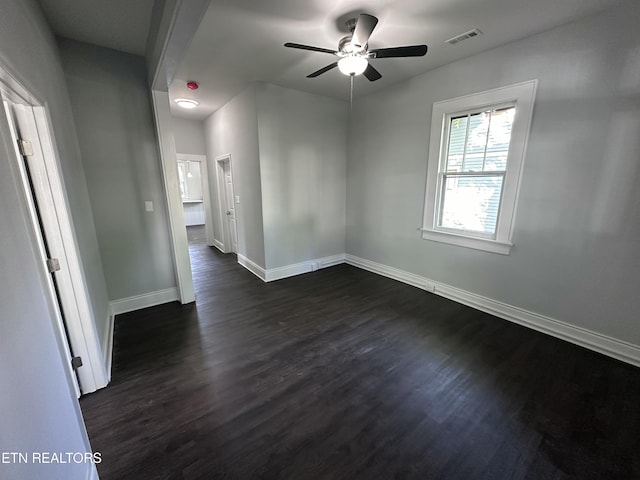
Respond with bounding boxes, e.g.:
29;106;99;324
339;35;360;54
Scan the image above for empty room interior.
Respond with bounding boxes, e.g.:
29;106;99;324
1;0;639;479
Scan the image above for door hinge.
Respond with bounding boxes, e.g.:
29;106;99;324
46;258;61;273
17;139;34;157
71;356;83;370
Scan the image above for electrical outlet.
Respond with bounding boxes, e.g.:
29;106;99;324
144;201;154;212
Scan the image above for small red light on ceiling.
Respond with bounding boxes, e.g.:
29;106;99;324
186;81;199;90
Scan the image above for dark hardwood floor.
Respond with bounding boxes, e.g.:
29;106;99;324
80;225;640;480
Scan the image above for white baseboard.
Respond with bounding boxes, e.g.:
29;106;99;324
345;254;640;367
237;254;267;281
213;239;225;252
237;253;347;283
346;255;428;290
318;253;346;269
265;254;346;282
110;287;179;315
102;310;115;383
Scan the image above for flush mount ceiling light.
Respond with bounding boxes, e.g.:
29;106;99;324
337;55;368;76
175;98;199;109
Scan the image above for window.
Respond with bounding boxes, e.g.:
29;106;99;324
177;161;187;199
177;160;203;201
422;80;537;254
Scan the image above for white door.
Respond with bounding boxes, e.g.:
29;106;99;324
223;161;238;253
3;100;81;395
2;98;107;395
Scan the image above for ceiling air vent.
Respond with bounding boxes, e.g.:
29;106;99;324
446;28;483;45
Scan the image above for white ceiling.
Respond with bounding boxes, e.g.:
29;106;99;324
169;0;622;120
38;0;155;56
37;0;623;120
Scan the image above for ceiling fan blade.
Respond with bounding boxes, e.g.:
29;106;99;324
363;63;382;82
284;42;338;55
307;62;338;78
351;14;378;50
370;45;428;58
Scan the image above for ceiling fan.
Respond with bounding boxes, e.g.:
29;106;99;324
284;13;428;81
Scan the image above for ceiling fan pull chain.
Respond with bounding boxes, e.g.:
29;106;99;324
350;73;354;111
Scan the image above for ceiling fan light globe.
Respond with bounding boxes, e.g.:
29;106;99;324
338;56;368;76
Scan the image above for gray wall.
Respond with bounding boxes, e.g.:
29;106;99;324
204;86;266;267
172;116;206;155
0;0;102;478
59;39;176;301
346;1;640;346
203;83;348;271
0;8;110;352
256;83;347;269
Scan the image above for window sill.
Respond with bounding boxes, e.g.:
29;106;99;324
420;228;512;255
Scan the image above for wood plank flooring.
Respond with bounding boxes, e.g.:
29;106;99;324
80;225;640;479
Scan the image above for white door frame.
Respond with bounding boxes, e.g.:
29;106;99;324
151;91;195;304
149;0;208;306
176;153;214;245
1;76;107;395
215;154;238;254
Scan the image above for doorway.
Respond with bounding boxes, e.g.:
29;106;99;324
1;85;107;396
176;153;214;247
216;155;238;254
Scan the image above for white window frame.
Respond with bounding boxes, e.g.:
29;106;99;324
421;80;537;255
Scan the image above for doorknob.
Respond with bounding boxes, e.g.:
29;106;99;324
226;211;232;215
